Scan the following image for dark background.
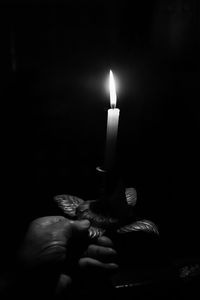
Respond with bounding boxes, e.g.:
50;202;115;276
0;0;200;262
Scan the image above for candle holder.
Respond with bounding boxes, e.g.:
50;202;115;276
54;165;161;294
54;166;159;239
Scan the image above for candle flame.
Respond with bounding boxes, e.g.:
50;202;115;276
109;70;117;108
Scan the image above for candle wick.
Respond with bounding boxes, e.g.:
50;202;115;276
111;104;116;109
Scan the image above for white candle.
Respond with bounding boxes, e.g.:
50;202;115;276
104;70;120;171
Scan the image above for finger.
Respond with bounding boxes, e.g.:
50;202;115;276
63;220;91;264
84;244;117;262
78;257;119;272
95;236;114;247
70;219;90;231
55;274;72;297
64;219;90;238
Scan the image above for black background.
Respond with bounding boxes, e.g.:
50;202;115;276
0;0;200;262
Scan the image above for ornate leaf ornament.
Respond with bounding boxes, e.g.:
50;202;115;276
125;187;137;207
54;187;159;238
88;226;106;239
54;194;84;217
117;219;159;235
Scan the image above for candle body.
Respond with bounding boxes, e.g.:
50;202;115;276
104;108;120;171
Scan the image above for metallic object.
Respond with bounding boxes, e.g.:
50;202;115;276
54;169;159;238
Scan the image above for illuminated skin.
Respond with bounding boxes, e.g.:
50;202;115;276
17;216;118;296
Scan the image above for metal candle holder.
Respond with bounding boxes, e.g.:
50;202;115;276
54;167;159;239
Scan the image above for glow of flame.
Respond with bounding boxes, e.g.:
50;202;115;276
109;70;117;108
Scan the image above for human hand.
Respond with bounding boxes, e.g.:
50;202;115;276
18;215;90;270
13;216;90;298
16;216;118;298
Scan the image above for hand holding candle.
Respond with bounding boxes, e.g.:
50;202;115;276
104;70;120;171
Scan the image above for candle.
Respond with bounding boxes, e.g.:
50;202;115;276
104;70;120;171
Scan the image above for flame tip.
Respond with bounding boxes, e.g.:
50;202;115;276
109;69;117;107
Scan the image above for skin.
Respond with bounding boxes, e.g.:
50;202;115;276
16;216;118;297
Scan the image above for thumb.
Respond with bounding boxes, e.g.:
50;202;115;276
55;273;72;298
63;220;91;270
69;219;90;236
63;219;90;242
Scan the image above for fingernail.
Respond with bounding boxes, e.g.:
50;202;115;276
108;263;119;269
79;219;90;228
108;248;117;255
